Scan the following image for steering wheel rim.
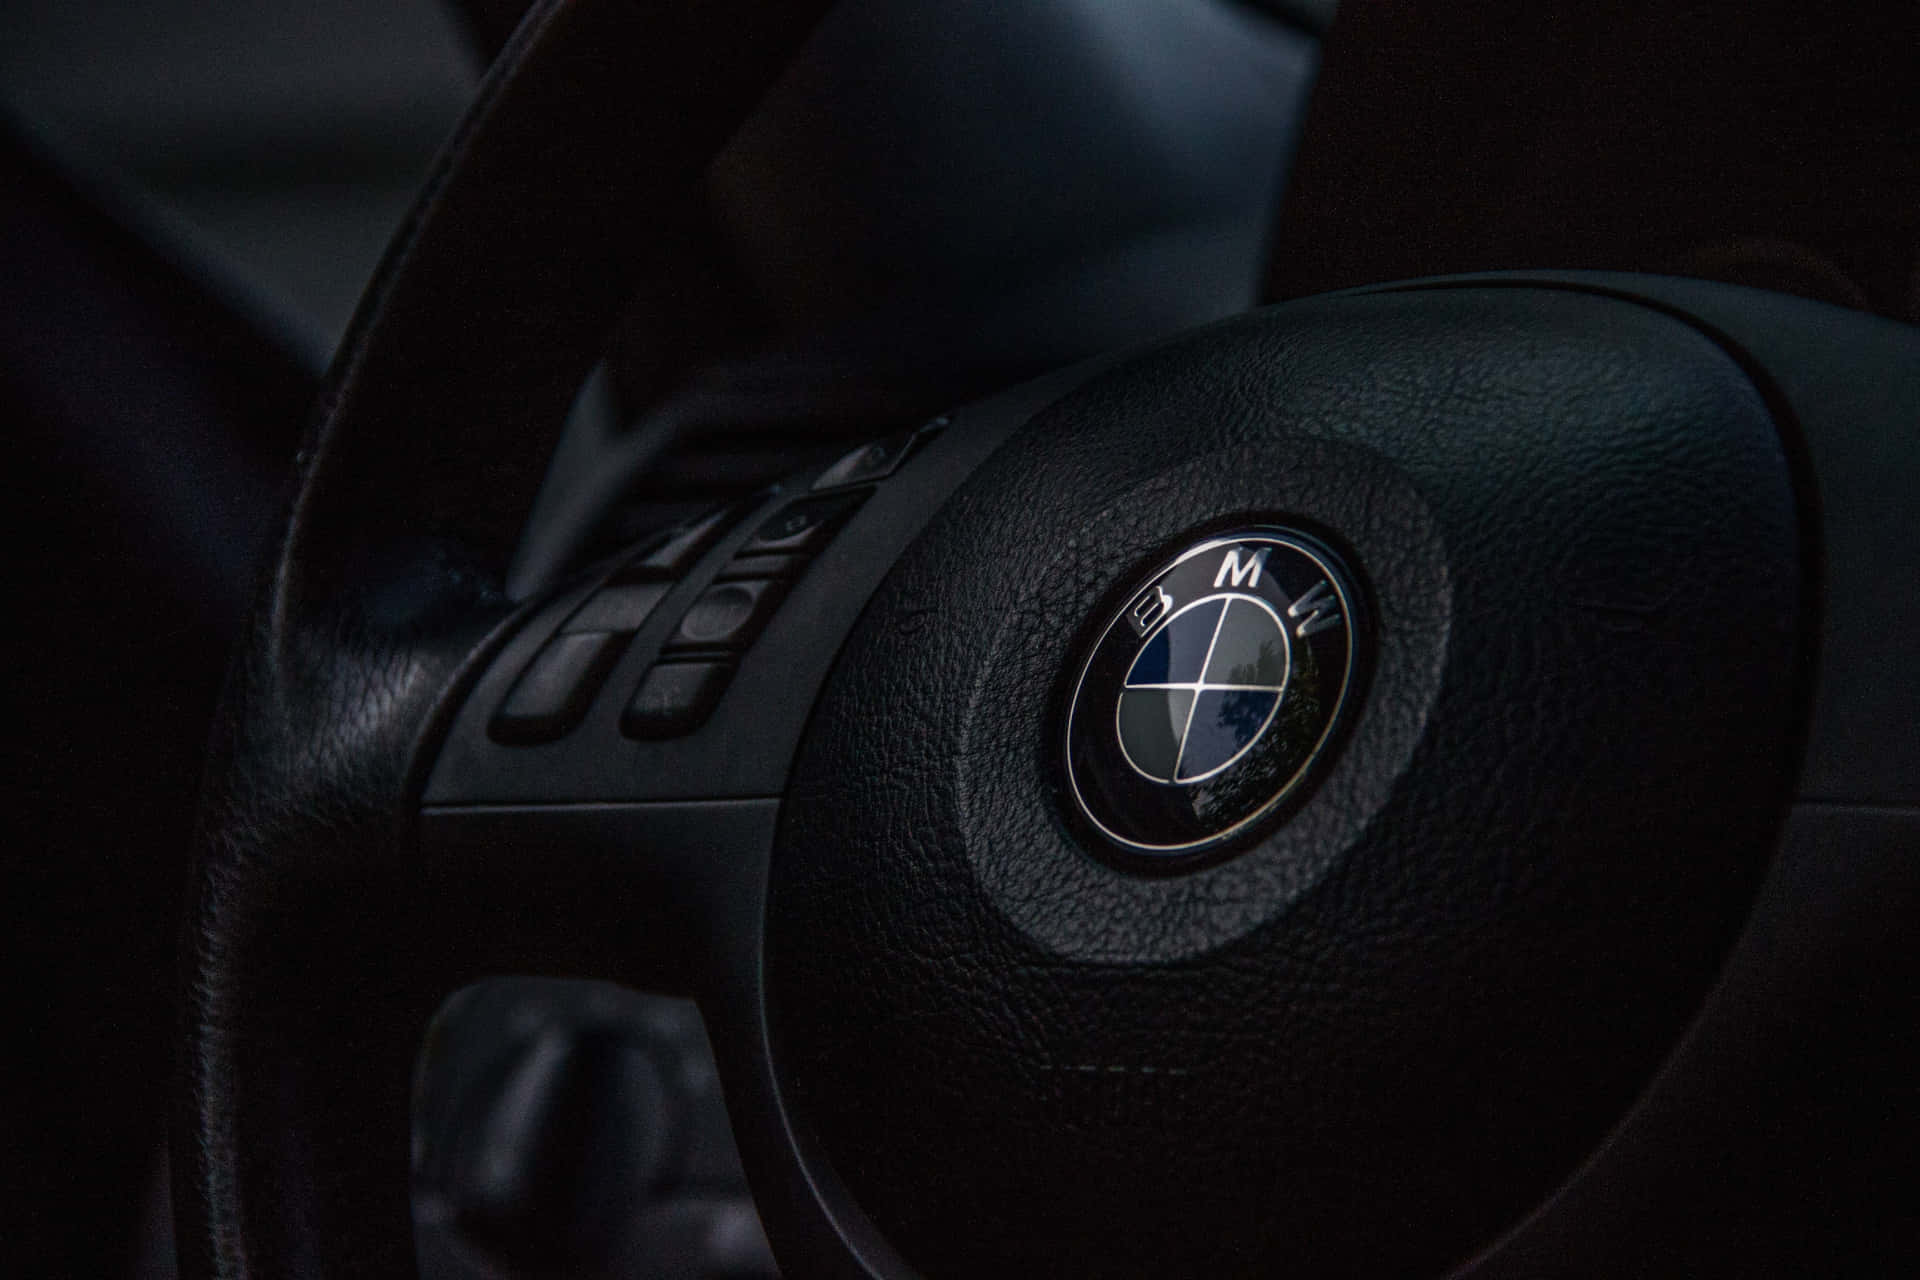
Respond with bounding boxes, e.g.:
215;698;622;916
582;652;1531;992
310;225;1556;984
175;3;1920;1277
173;1;837;1274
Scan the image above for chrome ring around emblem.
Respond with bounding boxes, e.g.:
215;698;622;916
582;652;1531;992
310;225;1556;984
1063;529;1364;862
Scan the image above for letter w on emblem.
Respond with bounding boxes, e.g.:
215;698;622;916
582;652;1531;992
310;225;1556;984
1214;547;1271;589
1288;580;1343;637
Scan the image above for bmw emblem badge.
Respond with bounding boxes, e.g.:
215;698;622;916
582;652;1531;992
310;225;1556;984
1063;529;1366;863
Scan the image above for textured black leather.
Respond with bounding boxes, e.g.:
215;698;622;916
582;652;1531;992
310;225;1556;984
179;546;506;1280
768;287;1807;1277
173;2;833;1277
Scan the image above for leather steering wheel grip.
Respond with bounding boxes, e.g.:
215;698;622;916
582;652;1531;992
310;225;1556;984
173;2;835;1276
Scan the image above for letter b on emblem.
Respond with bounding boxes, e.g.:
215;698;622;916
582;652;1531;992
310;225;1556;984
1128;585;1173;635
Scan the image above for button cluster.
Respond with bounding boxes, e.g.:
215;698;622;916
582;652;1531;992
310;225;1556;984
488;419;940;747
488;507;735;744
624;489;867;739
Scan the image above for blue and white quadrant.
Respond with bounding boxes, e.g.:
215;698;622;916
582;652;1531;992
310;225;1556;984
1115;595;1290;784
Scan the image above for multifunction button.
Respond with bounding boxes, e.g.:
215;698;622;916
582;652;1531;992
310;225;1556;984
620;505;737;579
622;661;733;739
666;579;784;652
739;492;866;555
811;416;945;490
714;553;803;581
562;582;669;634
490;631;627;743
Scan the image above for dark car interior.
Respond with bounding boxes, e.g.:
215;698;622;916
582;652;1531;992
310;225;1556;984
4;1;1915;1276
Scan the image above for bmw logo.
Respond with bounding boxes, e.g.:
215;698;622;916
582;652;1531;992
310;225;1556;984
1062;529;1365;862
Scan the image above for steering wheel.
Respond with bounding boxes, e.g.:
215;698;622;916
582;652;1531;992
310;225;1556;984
174;0;1920;1276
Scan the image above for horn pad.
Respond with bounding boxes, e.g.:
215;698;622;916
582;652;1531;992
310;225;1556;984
767;287;1805;1276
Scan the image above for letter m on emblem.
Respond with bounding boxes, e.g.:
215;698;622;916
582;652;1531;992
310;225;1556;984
1213;547;1271;589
